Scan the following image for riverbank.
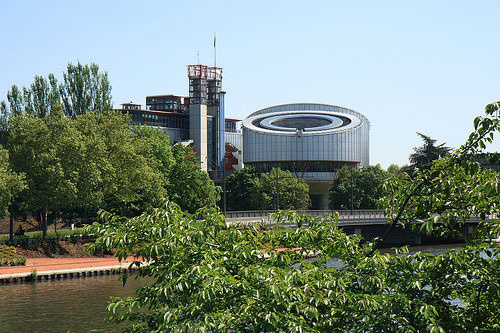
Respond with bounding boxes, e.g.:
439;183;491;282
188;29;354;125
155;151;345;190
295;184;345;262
13;238;106;258
0;256;140;284
0;237;142;284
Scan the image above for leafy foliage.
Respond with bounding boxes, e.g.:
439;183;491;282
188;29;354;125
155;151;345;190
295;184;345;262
329;165;390;210
2;62;110;121
60;62;112;117
0;245;26;266
225;167;262;211
88;101;500;332
378;102;500;246
6;109;167;237
24;74;61;118
225;167;310;211
133;126;175;181
167;144;220;213
258;168;311;210
387;163;403;176
409;133;451;170
7;112;78;237
0;147;24;219
88;203;500;332
73;111;166;216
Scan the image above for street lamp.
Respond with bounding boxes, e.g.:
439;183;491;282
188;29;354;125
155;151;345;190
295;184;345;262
350;164;354;214
223;159;227;215
275;168;279;211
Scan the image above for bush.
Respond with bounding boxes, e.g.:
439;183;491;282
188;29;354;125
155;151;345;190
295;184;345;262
0;245;26;266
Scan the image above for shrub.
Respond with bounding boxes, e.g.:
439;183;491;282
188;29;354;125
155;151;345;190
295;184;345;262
0;245;26;266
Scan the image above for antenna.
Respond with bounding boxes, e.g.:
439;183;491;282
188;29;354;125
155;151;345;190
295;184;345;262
213;34;216;67
196;50;200;64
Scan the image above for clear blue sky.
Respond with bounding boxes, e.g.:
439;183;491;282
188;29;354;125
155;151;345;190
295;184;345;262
1;0;499;168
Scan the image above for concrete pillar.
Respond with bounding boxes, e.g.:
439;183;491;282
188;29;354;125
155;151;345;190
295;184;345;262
318;193;329;210
189;104;208;171
308;181;332;210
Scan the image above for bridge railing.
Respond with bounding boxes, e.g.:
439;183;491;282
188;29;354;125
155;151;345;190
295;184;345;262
224;210;387;227
224;210;497;227
224;209;385;219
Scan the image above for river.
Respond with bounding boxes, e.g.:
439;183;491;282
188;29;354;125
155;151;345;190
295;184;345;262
0;244;464;332
0;274;151;333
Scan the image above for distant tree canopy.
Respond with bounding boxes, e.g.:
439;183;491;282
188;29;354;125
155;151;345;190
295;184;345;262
0;63;219;237
2;62;111;121
386;164;400;176
0;147;24;219
60;62;112;117
260;168;311;210
225;167;310;211
224;167;262;211
6;110;165;236
167;144;220;214
409;132;451;170
329;165;390;210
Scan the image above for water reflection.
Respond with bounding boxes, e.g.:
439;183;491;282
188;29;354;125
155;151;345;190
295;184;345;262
0;244;466;332
387;242;465;255
323;243;466;268
0;274;150;333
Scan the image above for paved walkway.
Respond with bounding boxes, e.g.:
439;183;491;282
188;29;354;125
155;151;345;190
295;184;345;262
0;257;137;276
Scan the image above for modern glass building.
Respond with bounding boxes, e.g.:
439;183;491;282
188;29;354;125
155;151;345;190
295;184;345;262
242;103;370;209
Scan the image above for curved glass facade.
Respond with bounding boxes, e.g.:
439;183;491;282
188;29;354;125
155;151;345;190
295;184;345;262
242;103;369;209
243;103;370;167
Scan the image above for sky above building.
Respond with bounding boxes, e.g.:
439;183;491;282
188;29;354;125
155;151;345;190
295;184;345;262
1;0;499;168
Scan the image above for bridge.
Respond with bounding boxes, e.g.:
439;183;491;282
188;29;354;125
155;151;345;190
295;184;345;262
225;209;388;226
225;210;490;245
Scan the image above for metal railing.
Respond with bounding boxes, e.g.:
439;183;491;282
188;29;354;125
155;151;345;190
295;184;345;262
224;209;385;219
224;210;496;228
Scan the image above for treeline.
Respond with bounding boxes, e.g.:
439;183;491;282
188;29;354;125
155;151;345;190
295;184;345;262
329;133;451;210
0;63;219;239
225;164;391;212
224;133;452;212
224;167;311;211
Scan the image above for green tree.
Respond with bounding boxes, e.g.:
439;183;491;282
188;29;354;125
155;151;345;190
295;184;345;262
0;147;25;240
133;126;175;183
73;111;165;217
87;102;500;332
167;144;220;213
7;108;165;235
386;163;400;176
225;167;262;211
2;62;107;122
129;126;173;214
1;63;171;227
329;164;390;210
0;101;9;135
24;74;61;118
4;74;60;120
6;85;24;116
258;168;310;210
60;62;112;117
7;112;79;238
409;132;451;170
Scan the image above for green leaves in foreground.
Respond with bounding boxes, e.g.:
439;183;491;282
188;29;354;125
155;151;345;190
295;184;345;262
86;102;500;332
87;203;500;332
